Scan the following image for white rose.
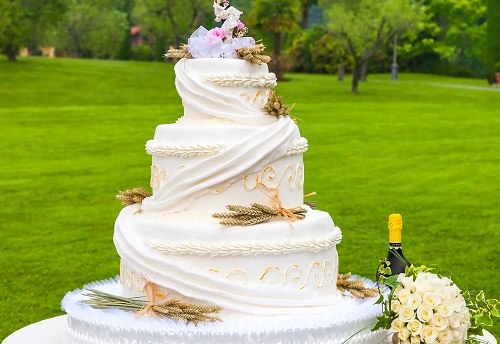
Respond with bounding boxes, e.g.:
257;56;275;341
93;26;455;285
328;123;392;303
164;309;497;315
414;280;432;295
421;325;438;343
401;340;411;344
391;300;402;313
398;275;416;292
437;302;454;317
437;328;453;344
407;293;422;310
407;319;423;336
410;335;421;344
417;305;433;323
430;314;448;331
398;328;411;341
449;314;461;328
437;286;452;301
391;318;405;332
451;296;466;313
398;289;412;304
399;305;416;322
422;292;442;308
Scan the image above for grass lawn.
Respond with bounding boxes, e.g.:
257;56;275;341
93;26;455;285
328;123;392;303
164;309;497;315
1;57;499;340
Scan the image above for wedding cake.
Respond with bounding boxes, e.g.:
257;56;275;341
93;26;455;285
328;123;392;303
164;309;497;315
61;2;388;343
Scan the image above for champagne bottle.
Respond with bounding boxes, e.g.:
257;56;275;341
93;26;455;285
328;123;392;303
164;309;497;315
385;213;410;276
377;214;410;281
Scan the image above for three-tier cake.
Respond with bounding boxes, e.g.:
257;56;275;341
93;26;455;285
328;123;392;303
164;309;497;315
61;2;388;343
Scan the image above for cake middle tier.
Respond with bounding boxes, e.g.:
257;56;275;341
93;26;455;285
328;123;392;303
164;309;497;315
143;116;307;213
114;205;343;316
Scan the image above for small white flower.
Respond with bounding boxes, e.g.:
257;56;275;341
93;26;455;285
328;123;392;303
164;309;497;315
398;328;411;341
391;300;402;313
421;325;438;343
417;305;433;323
399;305;416;322
407;293;422;310
407;319;423;336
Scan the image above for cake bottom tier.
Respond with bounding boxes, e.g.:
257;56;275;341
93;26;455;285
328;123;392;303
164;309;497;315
62;278;389;344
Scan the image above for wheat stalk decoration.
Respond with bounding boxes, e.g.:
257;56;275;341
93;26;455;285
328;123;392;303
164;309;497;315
82;281;223;325
236;44;271;65
213;203;306;226
264;90;290;118
163;44;192;59
337;272;379;299
116;188;152;206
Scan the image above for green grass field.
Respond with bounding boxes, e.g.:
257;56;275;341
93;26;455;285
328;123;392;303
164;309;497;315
1;57;499;340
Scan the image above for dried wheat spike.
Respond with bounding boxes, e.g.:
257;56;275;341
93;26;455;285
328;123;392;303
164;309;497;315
116;188;152;206
337;273;379;299
236;44;272;65
264;90;290;118
164;44;192;59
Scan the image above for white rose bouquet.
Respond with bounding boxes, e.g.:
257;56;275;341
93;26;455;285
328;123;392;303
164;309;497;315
374;265;499;344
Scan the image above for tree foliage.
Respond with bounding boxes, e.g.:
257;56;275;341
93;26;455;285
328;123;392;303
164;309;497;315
132;0;212;58
249;0;301;79
486;0;500;83
321;0;423;93
55;0;128;59
401;0;487;78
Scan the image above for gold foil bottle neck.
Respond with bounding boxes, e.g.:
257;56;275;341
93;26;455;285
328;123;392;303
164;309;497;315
388;213;402;244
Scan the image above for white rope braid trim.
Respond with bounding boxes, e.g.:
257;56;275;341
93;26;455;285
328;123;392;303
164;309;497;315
148;227;342;257
145;137;308;158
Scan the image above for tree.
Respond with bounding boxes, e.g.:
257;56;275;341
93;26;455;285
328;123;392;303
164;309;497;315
321;0;423;93
486;0;500;83
398;0;487;78
0;0;29;61
0;0;69;61
301;0;318;29
132;0;211;57
56;0;128;58
249;0;301;80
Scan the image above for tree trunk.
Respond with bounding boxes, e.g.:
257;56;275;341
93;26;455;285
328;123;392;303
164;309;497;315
302;4;310;29
5;44;17;62
360;60;368;81
273;32;282;80
351;62;362;93
338;64;345;81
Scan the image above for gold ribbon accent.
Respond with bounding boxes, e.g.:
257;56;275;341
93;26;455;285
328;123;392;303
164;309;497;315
269;189;305;222
136;279;167;318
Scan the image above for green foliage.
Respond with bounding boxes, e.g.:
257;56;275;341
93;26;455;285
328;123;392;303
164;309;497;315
321;0;424;91
132;0;212;50
486;0;500;82
55;0;128;59
464;290;500;339
0;0;30;60
402;0;487;78
131;44;154;61
288;25;351;73
249;0;301;34
495;62;500;73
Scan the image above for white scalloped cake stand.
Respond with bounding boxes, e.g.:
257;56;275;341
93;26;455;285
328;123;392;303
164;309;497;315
2;316;497;344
